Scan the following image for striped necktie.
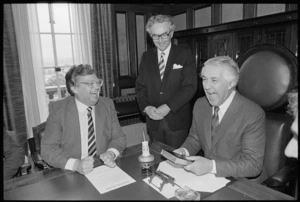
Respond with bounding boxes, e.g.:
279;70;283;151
159;52;165;80
211;106;220;141
87;107;96;157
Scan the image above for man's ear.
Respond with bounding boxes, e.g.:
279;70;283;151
71;86;77;95
228;79;237;90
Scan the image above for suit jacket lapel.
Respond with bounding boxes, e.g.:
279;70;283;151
203;105;213;149
95;101;105;154
161;44;176;86
66;98;81;156
211;93;239;149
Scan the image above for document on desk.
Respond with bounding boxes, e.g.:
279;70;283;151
144;160;230;197
85;165;136;194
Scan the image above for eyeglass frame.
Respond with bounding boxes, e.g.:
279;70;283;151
76;79;104;88
151;31;172;40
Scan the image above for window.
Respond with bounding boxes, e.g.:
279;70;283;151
36;3;81;102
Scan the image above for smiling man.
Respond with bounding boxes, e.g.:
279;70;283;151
174;56;266;182
41;64;126;175
135;15;197;148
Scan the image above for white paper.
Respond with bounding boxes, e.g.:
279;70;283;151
156;160;230;193
143;176;180;199
85;165;136;194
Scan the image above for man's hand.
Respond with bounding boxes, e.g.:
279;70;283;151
173;148;187;156
144;106;164;120
100;151;116;168
73;156;94;175
183;156;213;176
157;104;171;117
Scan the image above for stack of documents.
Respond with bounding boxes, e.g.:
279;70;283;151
143;160;230;199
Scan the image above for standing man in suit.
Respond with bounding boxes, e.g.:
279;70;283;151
41;64;126;175
174;56;266;181
135;14;197;148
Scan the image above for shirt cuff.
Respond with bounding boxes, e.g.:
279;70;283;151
211;159;216;174
107;148;119;160
182;148;190;156
65;158;77;171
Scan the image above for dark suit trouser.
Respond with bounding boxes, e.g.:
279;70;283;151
148;119;189;149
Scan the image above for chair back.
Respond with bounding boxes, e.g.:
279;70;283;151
262;113;293;180
32;122;47;154
236;43;297;181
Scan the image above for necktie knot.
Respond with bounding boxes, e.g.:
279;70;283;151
87;106;92;114
213;106;219;116
161;52;165;58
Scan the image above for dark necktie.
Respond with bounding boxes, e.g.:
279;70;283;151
159;52;165;80
211;106;220;141
87;107;96;157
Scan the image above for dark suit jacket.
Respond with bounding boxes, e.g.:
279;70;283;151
3;129;25;180
41;96;126;169
181;91;266;181
136;44;197;131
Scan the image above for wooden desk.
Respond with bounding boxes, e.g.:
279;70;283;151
4;141;295;200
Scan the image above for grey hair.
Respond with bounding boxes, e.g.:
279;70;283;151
146;14;176;34
202;56;240;88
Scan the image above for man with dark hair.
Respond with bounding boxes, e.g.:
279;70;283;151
41;64;126;175
136;14;197;148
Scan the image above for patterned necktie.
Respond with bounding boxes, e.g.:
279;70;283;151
159;52;165;80
211;106;220;141
87;107;96;157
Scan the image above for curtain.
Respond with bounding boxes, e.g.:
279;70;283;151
90;4;115;98
3;4;28;153
70;4;92;65
12;4;48;139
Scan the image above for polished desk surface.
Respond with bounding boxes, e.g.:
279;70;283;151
4;141;295;200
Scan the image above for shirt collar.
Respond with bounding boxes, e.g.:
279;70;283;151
218;90;236;114
158;43;171;56
75;97;93;113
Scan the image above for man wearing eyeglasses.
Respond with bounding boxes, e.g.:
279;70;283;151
136;15;197;148
41;64;126;175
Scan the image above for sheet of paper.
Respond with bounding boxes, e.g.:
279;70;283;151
156;160;230;193
85;165;136;194
143;176;180;199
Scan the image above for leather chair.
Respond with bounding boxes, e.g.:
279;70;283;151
236;44;298;197
28;122;52;171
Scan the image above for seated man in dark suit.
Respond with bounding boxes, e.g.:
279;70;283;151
3;128;25;180
41;64;126;175
174;56;266;181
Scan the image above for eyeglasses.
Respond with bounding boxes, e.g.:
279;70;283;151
77;79;103;88
151;31;171;40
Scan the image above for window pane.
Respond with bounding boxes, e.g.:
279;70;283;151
257;4;285;17
37;3;51;32
174;13;186;31
194;7;211;28
222;4;243;23
116;13;129;76
53;4;70;33
55;34;73;66
41;34;55;67
136;14;145;69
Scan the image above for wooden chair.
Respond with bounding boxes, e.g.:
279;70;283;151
28;122;52;171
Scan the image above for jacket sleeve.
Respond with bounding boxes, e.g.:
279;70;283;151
135;52;149;114
3;130;25;180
